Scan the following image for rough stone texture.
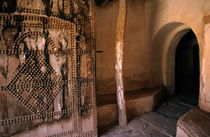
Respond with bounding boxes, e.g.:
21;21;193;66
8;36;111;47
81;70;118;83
100;97;193;137
177;107;210;137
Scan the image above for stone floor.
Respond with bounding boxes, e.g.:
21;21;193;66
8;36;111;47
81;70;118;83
100;97;194;137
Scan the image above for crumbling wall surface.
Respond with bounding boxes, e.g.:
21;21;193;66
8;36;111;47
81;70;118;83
0;0;97;136
145;0;210;111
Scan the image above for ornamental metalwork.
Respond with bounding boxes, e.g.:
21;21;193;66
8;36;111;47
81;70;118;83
0;0;96;137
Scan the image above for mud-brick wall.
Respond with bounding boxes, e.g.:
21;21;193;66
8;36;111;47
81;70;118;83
144;0;210;112
96;0;150;95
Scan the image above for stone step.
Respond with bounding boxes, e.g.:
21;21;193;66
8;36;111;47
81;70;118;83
100;118;171;137
156;99;191;119
172;97;194;109
138;112;177;136
100;96;194;137
127;118;170;137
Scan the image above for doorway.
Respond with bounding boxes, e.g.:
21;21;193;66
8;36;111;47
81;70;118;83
175;30;199;105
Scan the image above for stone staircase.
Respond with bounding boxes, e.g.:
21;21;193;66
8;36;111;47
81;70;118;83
101;97;193;137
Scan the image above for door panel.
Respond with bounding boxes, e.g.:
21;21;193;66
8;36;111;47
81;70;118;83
0;0;96;136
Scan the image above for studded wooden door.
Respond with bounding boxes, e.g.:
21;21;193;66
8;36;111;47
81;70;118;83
0;0;97;137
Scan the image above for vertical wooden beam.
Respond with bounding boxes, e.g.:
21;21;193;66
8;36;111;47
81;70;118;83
115;0;127;127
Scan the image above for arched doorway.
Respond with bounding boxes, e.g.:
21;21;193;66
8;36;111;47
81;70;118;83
151;22;201;106
175;30;199;105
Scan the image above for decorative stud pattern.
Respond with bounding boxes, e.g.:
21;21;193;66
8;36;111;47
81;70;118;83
6;53;64;116
0;0;96;136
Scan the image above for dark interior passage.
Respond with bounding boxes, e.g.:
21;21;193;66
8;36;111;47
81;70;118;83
175;30;199;105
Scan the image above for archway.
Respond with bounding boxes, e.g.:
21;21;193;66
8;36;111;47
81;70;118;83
151;22;200;105
175;30;199;105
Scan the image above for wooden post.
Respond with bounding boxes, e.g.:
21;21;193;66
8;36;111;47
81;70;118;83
115;0;127;127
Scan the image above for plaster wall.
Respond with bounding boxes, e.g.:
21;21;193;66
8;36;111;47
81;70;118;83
96;0;210;112
145;0;210;112
96;0;148;95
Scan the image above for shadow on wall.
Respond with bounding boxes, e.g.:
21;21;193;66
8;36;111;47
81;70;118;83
95;0;114;7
